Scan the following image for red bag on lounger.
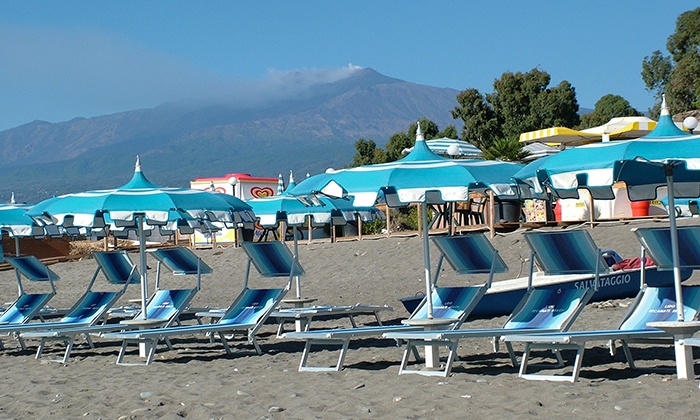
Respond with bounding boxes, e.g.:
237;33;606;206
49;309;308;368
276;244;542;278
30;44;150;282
612;257;655;271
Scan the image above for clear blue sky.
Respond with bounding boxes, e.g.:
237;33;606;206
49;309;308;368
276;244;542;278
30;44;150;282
0;1;697;131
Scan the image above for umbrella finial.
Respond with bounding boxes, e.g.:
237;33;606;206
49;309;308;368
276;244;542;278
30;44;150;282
9;192;15;204
289;170;295;184
660;94;670;116
416;121;424;142
277;174;285;195
135;156;142;173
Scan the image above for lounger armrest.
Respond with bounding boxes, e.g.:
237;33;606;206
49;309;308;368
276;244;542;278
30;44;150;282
21;323;137;338
503;329;668;344
102;322;259;340
283;325;421;340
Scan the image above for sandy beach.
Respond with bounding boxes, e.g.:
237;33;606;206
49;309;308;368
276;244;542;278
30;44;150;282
2;217;700;419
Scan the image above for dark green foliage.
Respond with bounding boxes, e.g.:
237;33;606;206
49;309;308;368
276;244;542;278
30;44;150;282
641;8;700;115
578;95;642;128
451;68;579;153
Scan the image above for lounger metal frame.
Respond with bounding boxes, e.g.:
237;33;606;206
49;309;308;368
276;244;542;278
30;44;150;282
285;233;508;372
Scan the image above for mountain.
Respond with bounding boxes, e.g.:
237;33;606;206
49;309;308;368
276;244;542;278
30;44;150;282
0;68;461;203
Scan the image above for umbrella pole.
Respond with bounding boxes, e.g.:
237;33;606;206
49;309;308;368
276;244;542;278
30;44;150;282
137;215;149;320
421;201;434;318
14;237;20;257
665;173;684;321
293;226;301;299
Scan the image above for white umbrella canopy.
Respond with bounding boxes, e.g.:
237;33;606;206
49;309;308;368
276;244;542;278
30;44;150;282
28;157;256;318
290;123;523;318
403;138;482;158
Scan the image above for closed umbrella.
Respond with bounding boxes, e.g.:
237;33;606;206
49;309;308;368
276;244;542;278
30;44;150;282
290;123;523;318
28;157;256;319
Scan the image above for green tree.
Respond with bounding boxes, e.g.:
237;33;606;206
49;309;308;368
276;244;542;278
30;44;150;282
452;68;579;150
578;94;642;128
384;131;412;162
451;88;499;150
437;124;458;139
351;138;385;167
642;8;700;115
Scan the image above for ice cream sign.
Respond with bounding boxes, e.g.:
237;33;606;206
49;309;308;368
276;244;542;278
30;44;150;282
190;173;279;200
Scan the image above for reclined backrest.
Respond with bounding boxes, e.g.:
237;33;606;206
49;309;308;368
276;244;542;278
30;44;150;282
634;226;700;270
219;288;286;325
619;285;700;331
524;230;608;276
57;251;139;325
504;287;592;330
60;291;122;324
0;293;53;324
139;288;197;321
0;256;59;324
411;286;487;320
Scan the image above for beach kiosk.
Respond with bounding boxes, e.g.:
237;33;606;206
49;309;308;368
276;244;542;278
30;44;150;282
190;173;279;246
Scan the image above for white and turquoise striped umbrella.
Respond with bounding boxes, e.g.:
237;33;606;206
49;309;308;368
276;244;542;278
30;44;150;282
248;193;383;228
289;124;523;318
528;98;700;320
248;189;383;298
403;137;482;158
28;157;256;318
512;155;555;200
0;204;44;239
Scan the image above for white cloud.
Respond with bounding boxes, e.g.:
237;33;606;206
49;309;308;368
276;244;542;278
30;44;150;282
0;25;364;129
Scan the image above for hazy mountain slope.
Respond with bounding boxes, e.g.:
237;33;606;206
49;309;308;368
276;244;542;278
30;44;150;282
0;68;461;203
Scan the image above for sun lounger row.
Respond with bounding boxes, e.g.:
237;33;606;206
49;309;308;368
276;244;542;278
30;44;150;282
4;227;700;385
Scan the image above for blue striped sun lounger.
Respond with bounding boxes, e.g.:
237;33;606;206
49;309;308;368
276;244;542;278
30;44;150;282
505;225;700;382
504;285;700;382
384;229;603;377
283;233;508;372
0;251;139;351
101;241;299;365
0;256;59;349
22;247;210;363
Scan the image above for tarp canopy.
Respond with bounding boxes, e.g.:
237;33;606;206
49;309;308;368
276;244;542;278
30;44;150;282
519;116;657;146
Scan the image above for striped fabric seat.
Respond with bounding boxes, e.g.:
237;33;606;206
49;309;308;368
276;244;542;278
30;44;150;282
0;251;137;348
384;230;601;377
504;285;700;382
24;248;208;363
102;241;297;365
285;233;505;372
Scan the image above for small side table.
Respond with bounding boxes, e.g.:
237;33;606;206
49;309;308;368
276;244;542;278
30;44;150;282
647;321;700;379
280;297;318;331
120;318;169;357
402;318;458;369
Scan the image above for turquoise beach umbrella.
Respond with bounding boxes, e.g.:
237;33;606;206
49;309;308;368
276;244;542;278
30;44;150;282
248;178;384;298
28;157;256;318
289;123;523;318
526;97;700;321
